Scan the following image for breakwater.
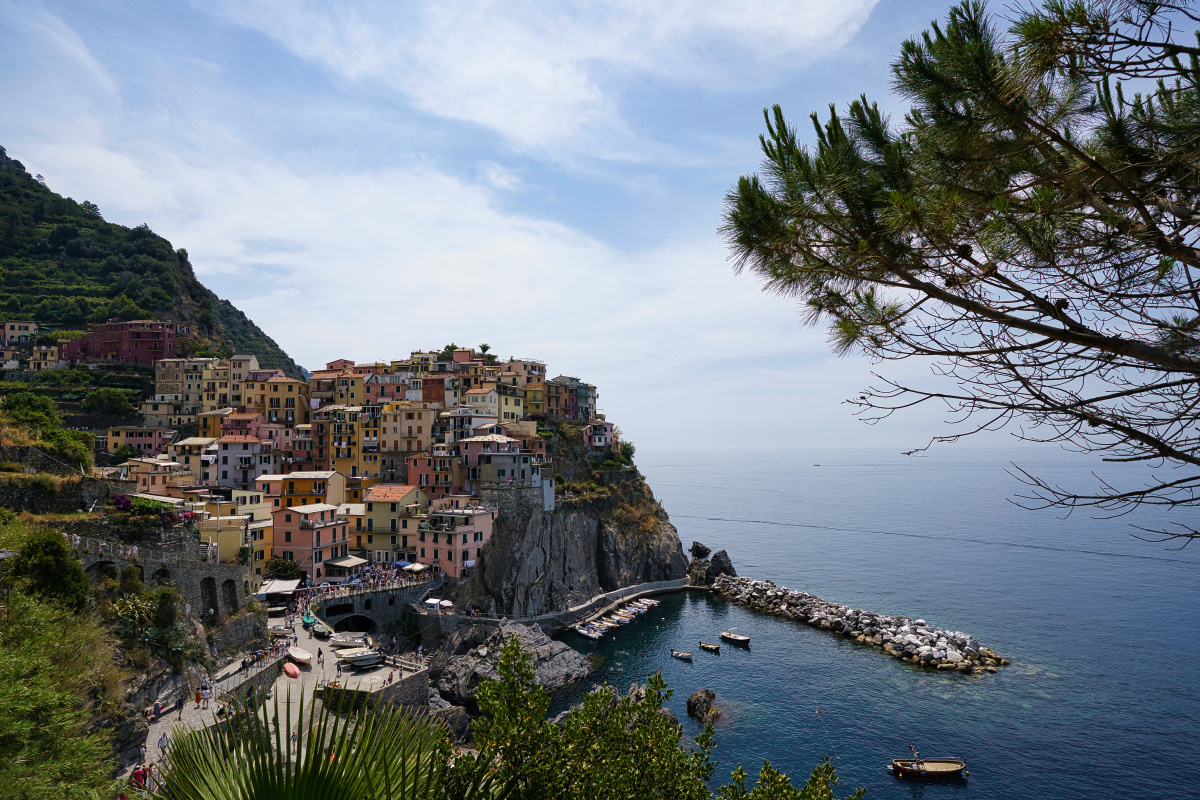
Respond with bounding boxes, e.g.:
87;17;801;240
710;575;1008;674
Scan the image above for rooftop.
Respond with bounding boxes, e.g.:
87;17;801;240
364;484;421;502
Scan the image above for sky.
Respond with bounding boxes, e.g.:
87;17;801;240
0;0;981;452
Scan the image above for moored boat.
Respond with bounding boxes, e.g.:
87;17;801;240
337;647;383;666
328;634;370;649
671;649;693;661
720;628;750;646
287;646;313;664
888;747;967;779
268;625;291;637
312;623;333;638
283;662;301;678
699;641;721;653
575;625;603;640
301;613;316;627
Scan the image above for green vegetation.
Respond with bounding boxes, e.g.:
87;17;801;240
722;0;1200;543
0;146;302;376
97;567;200;670
6;525;90;610
112;443;141;459
157;635;862;800
0;391;92;466
81;387;135;417
265;556;300;580
0;519;127;800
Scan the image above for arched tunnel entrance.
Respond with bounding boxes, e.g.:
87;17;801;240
332;615;377;633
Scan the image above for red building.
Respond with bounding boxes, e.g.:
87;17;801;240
61;319;193;367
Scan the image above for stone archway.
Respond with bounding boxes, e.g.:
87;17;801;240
151;567;171;585
326;602;354;617
332;614;376;633
200;577;218;618
85;560;118;580
221;579;239;614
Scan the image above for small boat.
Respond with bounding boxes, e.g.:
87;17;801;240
301;613;316;627
888;758;967;779
268;625;291;637
328;634;370;649
671;650;693;661
720;629;751;646
283;662;301;678
312;623;333;639
339;648;384;667
575;625;603;640
287;646;313;664
699;641;721;654
267;605;287;617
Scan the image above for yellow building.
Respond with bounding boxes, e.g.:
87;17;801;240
523;382;545;416
362;484;430;563
166;437;216;482
244;376;311;426
248;519;273;574
379;401;437;453
256;470;347;509
29;346;58;371
199;408;235;439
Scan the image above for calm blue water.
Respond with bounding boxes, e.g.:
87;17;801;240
551;448;1200;798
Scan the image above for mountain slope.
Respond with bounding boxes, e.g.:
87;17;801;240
0;146;302;376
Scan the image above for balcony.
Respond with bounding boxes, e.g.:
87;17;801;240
299;516;346;529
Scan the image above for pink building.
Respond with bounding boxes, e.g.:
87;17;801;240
60;319;193;367
418;498;496;578
270;503;350;584
584;420;617;452
107;425;177;457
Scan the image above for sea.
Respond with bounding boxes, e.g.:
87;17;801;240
549;448;1200;799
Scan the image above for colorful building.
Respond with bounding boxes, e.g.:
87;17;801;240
107;426;177;456
61;319;193;367
270;503;350;584
362;484;431;564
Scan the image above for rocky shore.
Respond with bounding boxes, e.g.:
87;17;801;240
711;575;1009;674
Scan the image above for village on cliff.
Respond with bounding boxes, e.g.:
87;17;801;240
2;317;618;585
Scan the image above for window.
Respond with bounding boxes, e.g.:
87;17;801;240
420;547;425;557
284;532;291;542
285;514;291;522
402;535;408;548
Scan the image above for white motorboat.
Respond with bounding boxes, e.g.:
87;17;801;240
328;634;370;649
287;646;313;664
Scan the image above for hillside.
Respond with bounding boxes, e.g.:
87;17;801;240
0;146;302;376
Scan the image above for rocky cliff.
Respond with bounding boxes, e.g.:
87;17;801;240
454;422;687;617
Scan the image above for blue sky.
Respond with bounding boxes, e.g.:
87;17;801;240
1;0;974;451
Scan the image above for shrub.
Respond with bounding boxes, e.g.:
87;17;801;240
81;387;135;417
7;527;90;611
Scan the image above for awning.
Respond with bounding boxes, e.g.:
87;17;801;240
258;579;300;595
404;562;429;572
439;600;454;608
325;555;368;568
395;560;412;567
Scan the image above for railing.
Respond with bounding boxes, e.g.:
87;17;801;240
299;517;346;529
67;534;219;564
215;648;288;697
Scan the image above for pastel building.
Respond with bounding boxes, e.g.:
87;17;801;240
417;499;497;578
270;503;350;584
362;484;431;563
214;435;277;490
107;426;177;457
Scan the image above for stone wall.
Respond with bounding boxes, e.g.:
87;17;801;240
0;444;83;476
0;474;112;513
209;609;268;656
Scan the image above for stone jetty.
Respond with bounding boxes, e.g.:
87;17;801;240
710;575;1008;674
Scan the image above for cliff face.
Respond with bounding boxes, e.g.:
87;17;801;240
454;424;687;617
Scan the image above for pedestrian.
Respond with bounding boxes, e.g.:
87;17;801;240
336;662;342;676
201;687;211;709
131;765;146;789
317;648;323;665
145;763;158;793
153;701;162;722
158;731;169;755
176;695;185;719
291;731;298;752
194;688;201;709
138;744;146;763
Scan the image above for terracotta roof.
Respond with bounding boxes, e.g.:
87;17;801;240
266;376;305;383
217;435;264;443
364;484;421;502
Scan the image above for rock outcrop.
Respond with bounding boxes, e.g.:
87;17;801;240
551;682;680;727
454;421;687;617
711;575;1009;674
437;621;591;709
686;689;721;724
685;543;737;587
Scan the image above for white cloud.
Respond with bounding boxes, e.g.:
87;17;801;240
195;0;879;154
